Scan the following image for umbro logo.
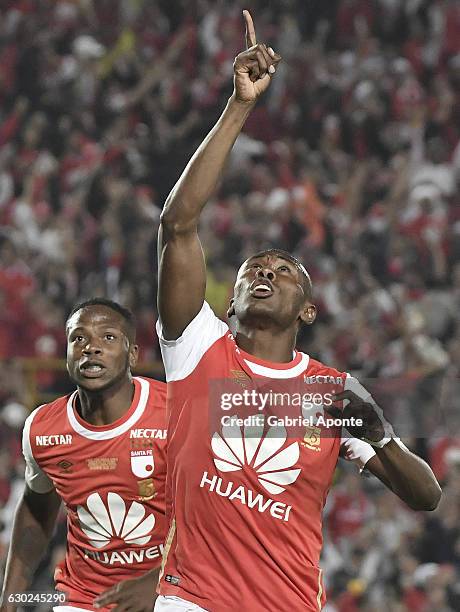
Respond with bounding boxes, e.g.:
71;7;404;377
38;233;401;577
57;459;73;472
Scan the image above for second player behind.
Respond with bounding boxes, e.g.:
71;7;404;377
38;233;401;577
1;298;167;612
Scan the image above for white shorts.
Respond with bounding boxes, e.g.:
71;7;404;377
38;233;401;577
154;595;208;612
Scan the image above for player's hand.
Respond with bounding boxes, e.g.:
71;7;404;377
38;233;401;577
233;10;281;104
93;571;158;611
326;390;390;446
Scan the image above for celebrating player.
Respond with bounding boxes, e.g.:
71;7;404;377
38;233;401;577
154;10;441;612
1;299;167;612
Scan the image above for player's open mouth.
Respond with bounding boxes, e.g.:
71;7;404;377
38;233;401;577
79;362;106;377
250;281;274;298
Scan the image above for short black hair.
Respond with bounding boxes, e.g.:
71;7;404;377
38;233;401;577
66;298;137;341
249;248;313;300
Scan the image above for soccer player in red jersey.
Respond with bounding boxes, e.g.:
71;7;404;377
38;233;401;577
154;11;441;612
1;299;167;612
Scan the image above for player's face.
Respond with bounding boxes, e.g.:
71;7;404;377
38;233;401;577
66;306;138;392
229;254;316;329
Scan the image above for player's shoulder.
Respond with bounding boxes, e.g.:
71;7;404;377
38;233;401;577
138;376;166;393
304;357;370;396
134;377;167;432
304;355;347;382
136;376;167;406
26;394;71;429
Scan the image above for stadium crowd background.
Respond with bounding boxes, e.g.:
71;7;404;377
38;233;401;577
0;0;459;609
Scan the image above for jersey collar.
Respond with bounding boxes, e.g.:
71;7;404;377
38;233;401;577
235;345;310;379
66;376;149;440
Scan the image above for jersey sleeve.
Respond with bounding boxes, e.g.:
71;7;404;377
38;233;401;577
156;301;228;382
339;374;408;469
22;408;55;494
340;375;377;469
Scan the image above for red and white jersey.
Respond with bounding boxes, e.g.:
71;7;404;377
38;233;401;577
22;377;167;611
156;303;376;612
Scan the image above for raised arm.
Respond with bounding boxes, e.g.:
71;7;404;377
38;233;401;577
157;10;281;339
0;486;61;611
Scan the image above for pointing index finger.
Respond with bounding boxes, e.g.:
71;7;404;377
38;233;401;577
243;9;257;48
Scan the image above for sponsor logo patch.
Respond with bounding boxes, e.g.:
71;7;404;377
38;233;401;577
86;457;118;471
200;472;292;522
211;416;300;495
36;434;72;446
84;544;163;565
130;429;167;439
77;492;155;549
304;375;343;385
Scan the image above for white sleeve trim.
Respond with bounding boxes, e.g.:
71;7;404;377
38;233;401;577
22;407;55;494
156;302;228;382
344;374;396;447
340;436;376;470
344;374;373;401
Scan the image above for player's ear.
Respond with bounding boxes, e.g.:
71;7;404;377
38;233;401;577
227;298;235;318
129;344;139;369
299;304;316;326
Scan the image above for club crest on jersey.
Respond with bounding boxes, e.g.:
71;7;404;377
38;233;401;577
138;477;156;501
130;449;154;478
301;426;321;452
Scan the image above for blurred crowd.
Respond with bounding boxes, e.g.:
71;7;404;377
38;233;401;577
0;0;459;609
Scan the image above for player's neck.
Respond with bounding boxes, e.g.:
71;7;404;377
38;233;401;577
234;327;296;363
76;378;135;426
